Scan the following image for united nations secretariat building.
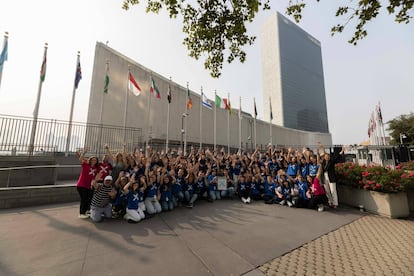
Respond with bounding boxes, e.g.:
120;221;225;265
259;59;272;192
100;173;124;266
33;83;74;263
86;12;332;153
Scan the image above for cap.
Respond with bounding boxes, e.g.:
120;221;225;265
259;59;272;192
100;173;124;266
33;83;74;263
104;175;113;181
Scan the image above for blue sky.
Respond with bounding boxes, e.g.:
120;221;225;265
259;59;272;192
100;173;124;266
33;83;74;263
0;1;413;145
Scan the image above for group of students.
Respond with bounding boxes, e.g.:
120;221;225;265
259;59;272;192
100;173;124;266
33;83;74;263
76;143;345;223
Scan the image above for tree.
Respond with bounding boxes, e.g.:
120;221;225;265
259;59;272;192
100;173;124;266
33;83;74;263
387;113;414;145
122;1;414;78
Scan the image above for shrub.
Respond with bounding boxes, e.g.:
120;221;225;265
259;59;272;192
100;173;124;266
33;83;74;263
336;162;414;193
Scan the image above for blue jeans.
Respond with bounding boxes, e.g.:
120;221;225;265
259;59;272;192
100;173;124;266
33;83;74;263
172;191;184;207
209;190;221;200
221;187;235;198
161;199;174;211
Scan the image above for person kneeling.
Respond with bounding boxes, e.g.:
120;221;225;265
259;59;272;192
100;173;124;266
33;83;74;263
124;175;145;223
90;173;117;222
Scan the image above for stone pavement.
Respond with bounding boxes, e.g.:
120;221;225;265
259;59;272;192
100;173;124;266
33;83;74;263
259;215;414;275
0;199;412;276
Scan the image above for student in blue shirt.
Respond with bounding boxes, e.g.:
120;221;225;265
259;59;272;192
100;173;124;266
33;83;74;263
160;175;174;211
286;156;300;178
275;180;294;207
250;174;263;201
123;175;145;223
237;174;251;204
172;168;185;207
144;162;162;215
294;174;310;208
263;175;277;204
207;169;221;201
184;172;198;208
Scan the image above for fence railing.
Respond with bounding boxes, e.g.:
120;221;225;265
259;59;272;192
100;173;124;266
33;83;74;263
0;114;143;156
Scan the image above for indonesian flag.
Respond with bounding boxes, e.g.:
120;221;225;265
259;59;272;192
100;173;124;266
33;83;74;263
128;73;141;96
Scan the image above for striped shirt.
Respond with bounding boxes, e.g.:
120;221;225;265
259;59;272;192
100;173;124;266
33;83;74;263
91;183;113;207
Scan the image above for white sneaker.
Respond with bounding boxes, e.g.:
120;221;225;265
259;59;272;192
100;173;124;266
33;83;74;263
78;214;89;219
279;200;286;206
287;201;293;207
246;197;251;204
241;198;247;204
318;205;325;212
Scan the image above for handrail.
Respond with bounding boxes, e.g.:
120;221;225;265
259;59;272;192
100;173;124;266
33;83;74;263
0;164;80;171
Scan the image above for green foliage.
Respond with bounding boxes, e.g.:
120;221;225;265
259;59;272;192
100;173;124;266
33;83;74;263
122;1;413;77
287;0;413;45
336;162;414;193
387;112;414;145
122;0;270;78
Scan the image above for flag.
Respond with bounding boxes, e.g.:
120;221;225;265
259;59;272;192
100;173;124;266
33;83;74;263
40;49;47;82
187;87;192;109
269;99;273;121
0;38;8;71
104;72;109;94
202;92;212;110
224;97;233;115
150;77;161;99
74;60;82;89
128;72;142;96
167;84;171;103
254;99;257;118
368;119;371;138
215;95;226;109
377;103;383;124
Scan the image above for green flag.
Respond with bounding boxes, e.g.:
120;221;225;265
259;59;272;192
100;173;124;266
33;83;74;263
40;50;47;82
104;74;109;94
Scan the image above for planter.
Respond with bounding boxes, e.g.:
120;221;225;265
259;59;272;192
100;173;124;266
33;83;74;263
338;185;409;218
406;189;414;213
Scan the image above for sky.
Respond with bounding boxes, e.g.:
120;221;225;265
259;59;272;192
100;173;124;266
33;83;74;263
0;1;413;145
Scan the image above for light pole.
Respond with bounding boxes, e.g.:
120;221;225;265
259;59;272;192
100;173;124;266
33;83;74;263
400;133;407;145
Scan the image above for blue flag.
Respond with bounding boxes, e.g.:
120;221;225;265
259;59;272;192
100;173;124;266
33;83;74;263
0;38;8;71
74;60;82;89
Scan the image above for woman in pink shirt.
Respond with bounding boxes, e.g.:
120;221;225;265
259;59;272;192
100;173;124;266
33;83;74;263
306;168;328;212
76;147;98;218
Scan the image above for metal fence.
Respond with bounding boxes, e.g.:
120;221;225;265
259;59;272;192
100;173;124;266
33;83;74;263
0;114;143;156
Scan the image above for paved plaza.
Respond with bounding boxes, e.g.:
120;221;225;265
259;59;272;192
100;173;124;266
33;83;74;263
0;198;412;276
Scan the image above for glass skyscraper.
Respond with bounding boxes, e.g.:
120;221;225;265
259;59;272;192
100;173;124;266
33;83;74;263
261;12;329;133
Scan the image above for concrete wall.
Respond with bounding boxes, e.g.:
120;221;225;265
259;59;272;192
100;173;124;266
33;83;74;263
87;42;332;149
0;184;78;209
0;156;81;188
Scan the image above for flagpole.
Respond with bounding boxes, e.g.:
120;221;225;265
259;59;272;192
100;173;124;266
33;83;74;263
98;60;109;154
227;92;230;154
200;86;203;149
239;96;242;150
378;101;386;145
214;90;217;151
254;97;257;148
0;32;9;90
166;77;171;153
65;51;80;156
29;43;48;155
269;96;272;146
145;73;152;154
184;82;189;155
123;66;131;143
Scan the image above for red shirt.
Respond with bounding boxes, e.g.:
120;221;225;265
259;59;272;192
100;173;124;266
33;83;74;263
311;177;326;196
77;162;97;189
97;162;113;180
